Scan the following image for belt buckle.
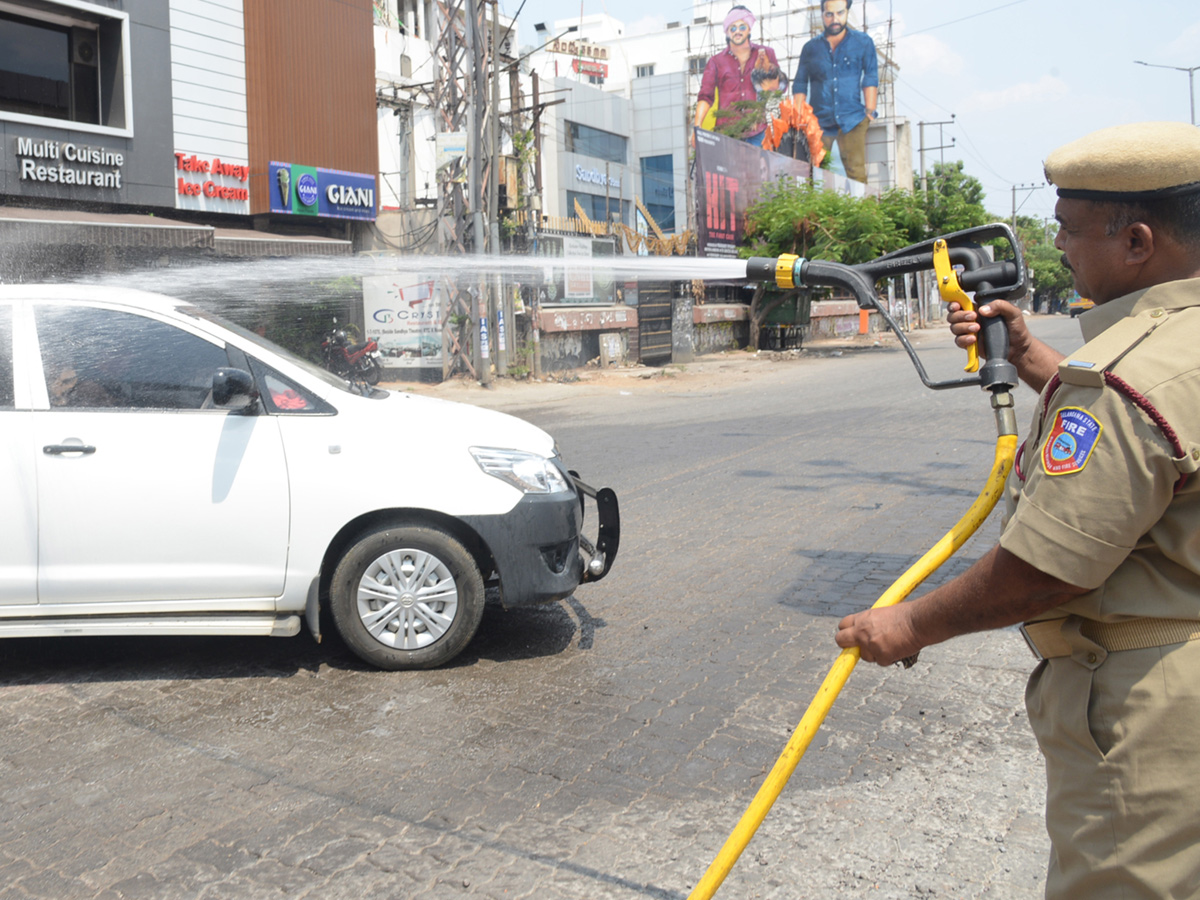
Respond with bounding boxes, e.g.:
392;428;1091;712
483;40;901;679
1019;623;1045;661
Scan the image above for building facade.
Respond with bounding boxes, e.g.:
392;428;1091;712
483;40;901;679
0;0;379;280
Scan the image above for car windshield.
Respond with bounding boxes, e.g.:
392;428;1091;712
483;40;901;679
177;305;385;396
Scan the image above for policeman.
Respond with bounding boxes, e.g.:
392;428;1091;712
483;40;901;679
835;120;1200;898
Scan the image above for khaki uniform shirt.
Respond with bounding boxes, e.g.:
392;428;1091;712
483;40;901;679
999;277;1200;621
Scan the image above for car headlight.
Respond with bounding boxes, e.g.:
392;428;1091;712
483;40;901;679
470;447;572;494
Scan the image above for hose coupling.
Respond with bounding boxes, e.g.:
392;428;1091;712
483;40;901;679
991;391;1018;437
745;255;803;290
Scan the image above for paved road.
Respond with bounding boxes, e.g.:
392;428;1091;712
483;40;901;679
0;317;1083;900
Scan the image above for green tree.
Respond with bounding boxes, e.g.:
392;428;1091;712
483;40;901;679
739;180;930;346
1025;241;1073;312
919;161;990;235
1012;213;1053;250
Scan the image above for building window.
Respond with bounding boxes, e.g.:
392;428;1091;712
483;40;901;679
688;56;707;77
567;191;630;227
635;64;655;78
587;75;604;86
640;155;675;232
565;121;627;165
0;4;130;134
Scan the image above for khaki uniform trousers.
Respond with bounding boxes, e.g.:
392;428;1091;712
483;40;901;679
820;116;870;183
1025;624;1200;899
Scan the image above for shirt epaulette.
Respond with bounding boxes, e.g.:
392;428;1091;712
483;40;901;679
1050;307;1200;485
1057;307;1168;388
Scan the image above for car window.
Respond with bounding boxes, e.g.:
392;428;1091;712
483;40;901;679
36;305;229;410
248;357;333;415
180;305;385;396
0;306;12;409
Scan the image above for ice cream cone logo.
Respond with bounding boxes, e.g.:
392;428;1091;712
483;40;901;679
277;167;291;207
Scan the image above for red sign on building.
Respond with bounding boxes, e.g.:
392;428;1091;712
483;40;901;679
571;59;609;78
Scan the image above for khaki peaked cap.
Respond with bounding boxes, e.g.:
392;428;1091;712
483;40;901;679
1044;121;1200;200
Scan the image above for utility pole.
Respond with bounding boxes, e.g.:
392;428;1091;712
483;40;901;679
433;0;477;382
1011;183;1043;240
465;0;492;384
488;1;507;375
916;116;955;327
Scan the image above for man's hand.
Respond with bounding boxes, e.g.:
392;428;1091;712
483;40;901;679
836;605;924;667
834;545;1090;669
946;299;1062;393
946;298;1025;351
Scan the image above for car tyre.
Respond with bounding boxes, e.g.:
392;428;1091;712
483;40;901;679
330;524;485;669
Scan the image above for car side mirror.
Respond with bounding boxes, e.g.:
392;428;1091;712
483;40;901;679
212;367;259;411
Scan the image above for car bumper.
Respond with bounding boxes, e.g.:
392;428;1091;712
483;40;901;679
462;475;620;608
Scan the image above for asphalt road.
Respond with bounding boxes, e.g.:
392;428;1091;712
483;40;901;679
0;316;1084;900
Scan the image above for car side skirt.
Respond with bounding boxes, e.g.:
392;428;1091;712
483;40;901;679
0;614;301;638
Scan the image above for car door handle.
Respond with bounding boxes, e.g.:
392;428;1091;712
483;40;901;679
44;444;97;455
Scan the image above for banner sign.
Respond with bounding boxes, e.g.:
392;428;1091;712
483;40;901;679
363;275;443;369
270;161;376;220
563;237;594;300
572;59;608;78
693;129;813;259
436;132;467;182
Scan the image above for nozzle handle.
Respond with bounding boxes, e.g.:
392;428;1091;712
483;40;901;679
978;314;1009;366
974;283;1019;392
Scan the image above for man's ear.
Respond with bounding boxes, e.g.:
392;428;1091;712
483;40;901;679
1125;222;1155;266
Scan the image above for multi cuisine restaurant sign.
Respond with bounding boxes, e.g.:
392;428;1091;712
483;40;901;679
14;136;125;191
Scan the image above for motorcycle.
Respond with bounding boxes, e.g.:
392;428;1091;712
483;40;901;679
321;318;383;385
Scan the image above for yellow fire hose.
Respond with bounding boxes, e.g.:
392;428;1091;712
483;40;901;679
687;431;1019;900
692;230;1029;898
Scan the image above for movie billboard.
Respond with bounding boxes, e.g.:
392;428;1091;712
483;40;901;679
694;129;812;258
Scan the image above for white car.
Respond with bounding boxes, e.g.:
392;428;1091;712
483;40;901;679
0;286;619;669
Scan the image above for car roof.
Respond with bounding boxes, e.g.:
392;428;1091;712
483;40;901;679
0;284;185;314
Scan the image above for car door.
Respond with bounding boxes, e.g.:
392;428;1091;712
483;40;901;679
32;302;291;607
0;303;37;606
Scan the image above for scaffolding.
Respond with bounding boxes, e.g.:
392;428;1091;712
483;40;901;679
677;1;903;190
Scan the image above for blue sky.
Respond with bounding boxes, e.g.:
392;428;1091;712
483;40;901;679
506;0;1200;224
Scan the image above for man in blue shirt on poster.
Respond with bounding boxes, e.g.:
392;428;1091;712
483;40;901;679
792;0;879;183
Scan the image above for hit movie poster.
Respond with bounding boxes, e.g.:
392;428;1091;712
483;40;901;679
693;131;871;259
694;129;812;258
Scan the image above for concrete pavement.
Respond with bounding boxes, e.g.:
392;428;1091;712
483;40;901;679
0;319;1084;900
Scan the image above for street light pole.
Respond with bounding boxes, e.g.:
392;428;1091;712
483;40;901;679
1134;60;1199;125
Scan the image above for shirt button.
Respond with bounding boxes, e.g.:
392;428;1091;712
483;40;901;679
1086;652;1098;664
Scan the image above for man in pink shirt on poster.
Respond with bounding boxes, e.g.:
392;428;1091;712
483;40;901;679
693;5;779;147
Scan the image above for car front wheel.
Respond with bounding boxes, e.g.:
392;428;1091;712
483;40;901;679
330;524;485;669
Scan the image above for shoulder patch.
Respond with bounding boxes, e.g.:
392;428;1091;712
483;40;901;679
1042;407;1103;476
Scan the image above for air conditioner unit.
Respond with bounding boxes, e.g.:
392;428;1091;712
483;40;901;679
72;28;98;67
